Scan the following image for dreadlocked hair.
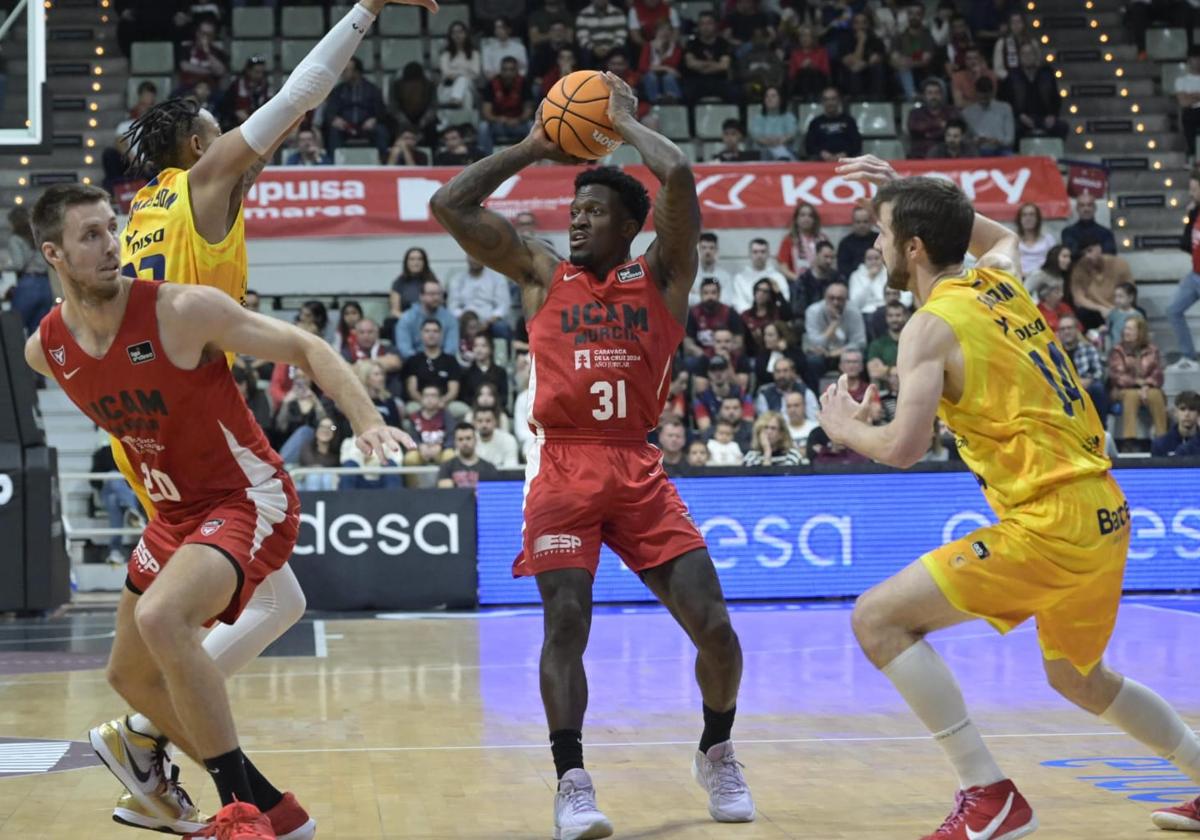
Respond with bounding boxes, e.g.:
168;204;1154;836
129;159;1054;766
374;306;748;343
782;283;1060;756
125;98;204;175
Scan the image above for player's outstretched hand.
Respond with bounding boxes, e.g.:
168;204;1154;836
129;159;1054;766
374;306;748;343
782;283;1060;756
522;103;588;165
835;155;900;187
818;374;877;443
600;71;638;126
356;425;416;461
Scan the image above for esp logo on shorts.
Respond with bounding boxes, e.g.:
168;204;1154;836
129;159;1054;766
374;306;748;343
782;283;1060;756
200;518;225;537
534;534;582;555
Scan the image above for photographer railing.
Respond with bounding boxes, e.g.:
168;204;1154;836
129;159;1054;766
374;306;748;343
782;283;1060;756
57;466;441;541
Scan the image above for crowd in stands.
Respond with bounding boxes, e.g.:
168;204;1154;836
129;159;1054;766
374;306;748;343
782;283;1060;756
106;0;1081;169
202;191;1200;492
53;0;1198;500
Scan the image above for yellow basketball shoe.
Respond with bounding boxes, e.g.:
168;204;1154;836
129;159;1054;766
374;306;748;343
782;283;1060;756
114;787;208;835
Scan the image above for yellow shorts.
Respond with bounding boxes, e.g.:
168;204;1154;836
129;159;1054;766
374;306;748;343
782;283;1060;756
921;474;1130;674
110;436;157;520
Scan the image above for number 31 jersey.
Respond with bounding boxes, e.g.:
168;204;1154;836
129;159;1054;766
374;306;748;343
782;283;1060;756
922;268;1109;515
120;167;248;306
524;256;684;442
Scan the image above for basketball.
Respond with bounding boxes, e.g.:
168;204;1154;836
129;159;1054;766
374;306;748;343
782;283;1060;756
541;70;623;161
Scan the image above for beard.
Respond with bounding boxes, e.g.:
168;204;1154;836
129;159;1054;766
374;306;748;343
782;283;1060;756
884;247;911;292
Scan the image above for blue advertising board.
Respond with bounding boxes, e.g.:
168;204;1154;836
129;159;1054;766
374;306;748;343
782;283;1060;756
476;467;1200;605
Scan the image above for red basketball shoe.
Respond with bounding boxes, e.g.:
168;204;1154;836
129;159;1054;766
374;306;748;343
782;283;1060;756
920;779;1037;840
185;802;275;839
265;792;316;840
1152;796;1200;830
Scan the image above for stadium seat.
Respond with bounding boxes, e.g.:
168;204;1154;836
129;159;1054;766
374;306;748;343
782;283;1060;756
334;147;380;165
796;102;822;132
850;102;896;138
602;144;643;166
700;140;724;161
130;42;175;75
231;39;275;71
863;138;905;160
354;38;377;70
428;4;470;38
282;40;319;72
677;0;715;24
379;5;422;36
655;104;691;140
281;6;325;37
1148;28;1188;61
1163;61;1188;95
125;75;172;109
232;7;275;38
329;4;352;22
1019;136;1064;159
381;39;425;72
439;104;479;128
694;103;740;139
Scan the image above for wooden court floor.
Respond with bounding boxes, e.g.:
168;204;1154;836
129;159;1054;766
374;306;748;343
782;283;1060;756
1;599;1198;839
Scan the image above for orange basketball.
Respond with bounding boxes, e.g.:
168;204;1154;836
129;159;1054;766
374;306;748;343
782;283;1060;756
541;70;624;161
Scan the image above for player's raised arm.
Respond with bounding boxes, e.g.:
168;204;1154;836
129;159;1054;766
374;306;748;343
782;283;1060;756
818;311;952;468
600;73;700;293
165;285;414;459
186;0;437;241
429;118;567;290
835;154;1020;275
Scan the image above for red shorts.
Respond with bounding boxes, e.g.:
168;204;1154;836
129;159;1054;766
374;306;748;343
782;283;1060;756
513;439;706;578
126;474;300;626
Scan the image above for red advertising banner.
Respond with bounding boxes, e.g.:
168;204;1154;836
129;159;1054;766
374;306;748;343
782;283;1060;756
243;157;1069;240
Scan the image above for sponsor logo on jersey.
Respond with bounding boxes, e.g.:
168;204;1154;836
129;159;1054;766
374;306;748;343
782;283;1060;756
49;346;66;366
561;302;649;345
126;341;156;365
123;227;165;256
88;390;169;438
1097;501;1131;536
121;435;166;456
971;540;990;560
200;518;225;537
534;534;583;555
574;349;592;370
616;262;645;283
132;539;161;575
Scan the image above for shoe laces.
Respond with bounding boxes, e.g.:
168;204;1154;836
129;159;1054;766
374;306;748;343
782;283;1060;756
215;802;270;838
709;752;748;798
152;741;196;811
935;789;980;835
561;781;599;816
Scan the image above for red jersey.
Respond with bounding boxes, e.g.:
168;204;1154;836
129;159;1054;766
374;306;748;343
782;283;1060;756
525;256;683;442
40;281;288;524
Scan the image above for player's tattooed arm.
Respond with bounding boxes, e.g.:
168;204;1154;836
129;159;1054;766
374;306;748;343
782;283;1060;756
600;73;699;312
429;141;562;293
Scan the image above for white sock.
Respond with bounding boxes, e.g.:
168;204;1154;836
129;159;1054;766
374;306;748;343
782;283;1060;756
882;640;1006;789
130;565;307;750
1101;677;1200;785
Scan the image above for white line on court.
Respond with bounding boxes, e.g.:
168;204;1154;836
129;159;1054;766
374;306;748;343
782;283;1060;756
312;620;328;659
249;730;1130;756
1131;603;1200;619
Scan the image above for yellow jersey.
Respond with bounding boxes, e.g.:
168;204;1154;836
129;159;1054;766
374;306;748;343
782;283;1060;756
115;167;247;519
921;268;1110;515
119;167;248;305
